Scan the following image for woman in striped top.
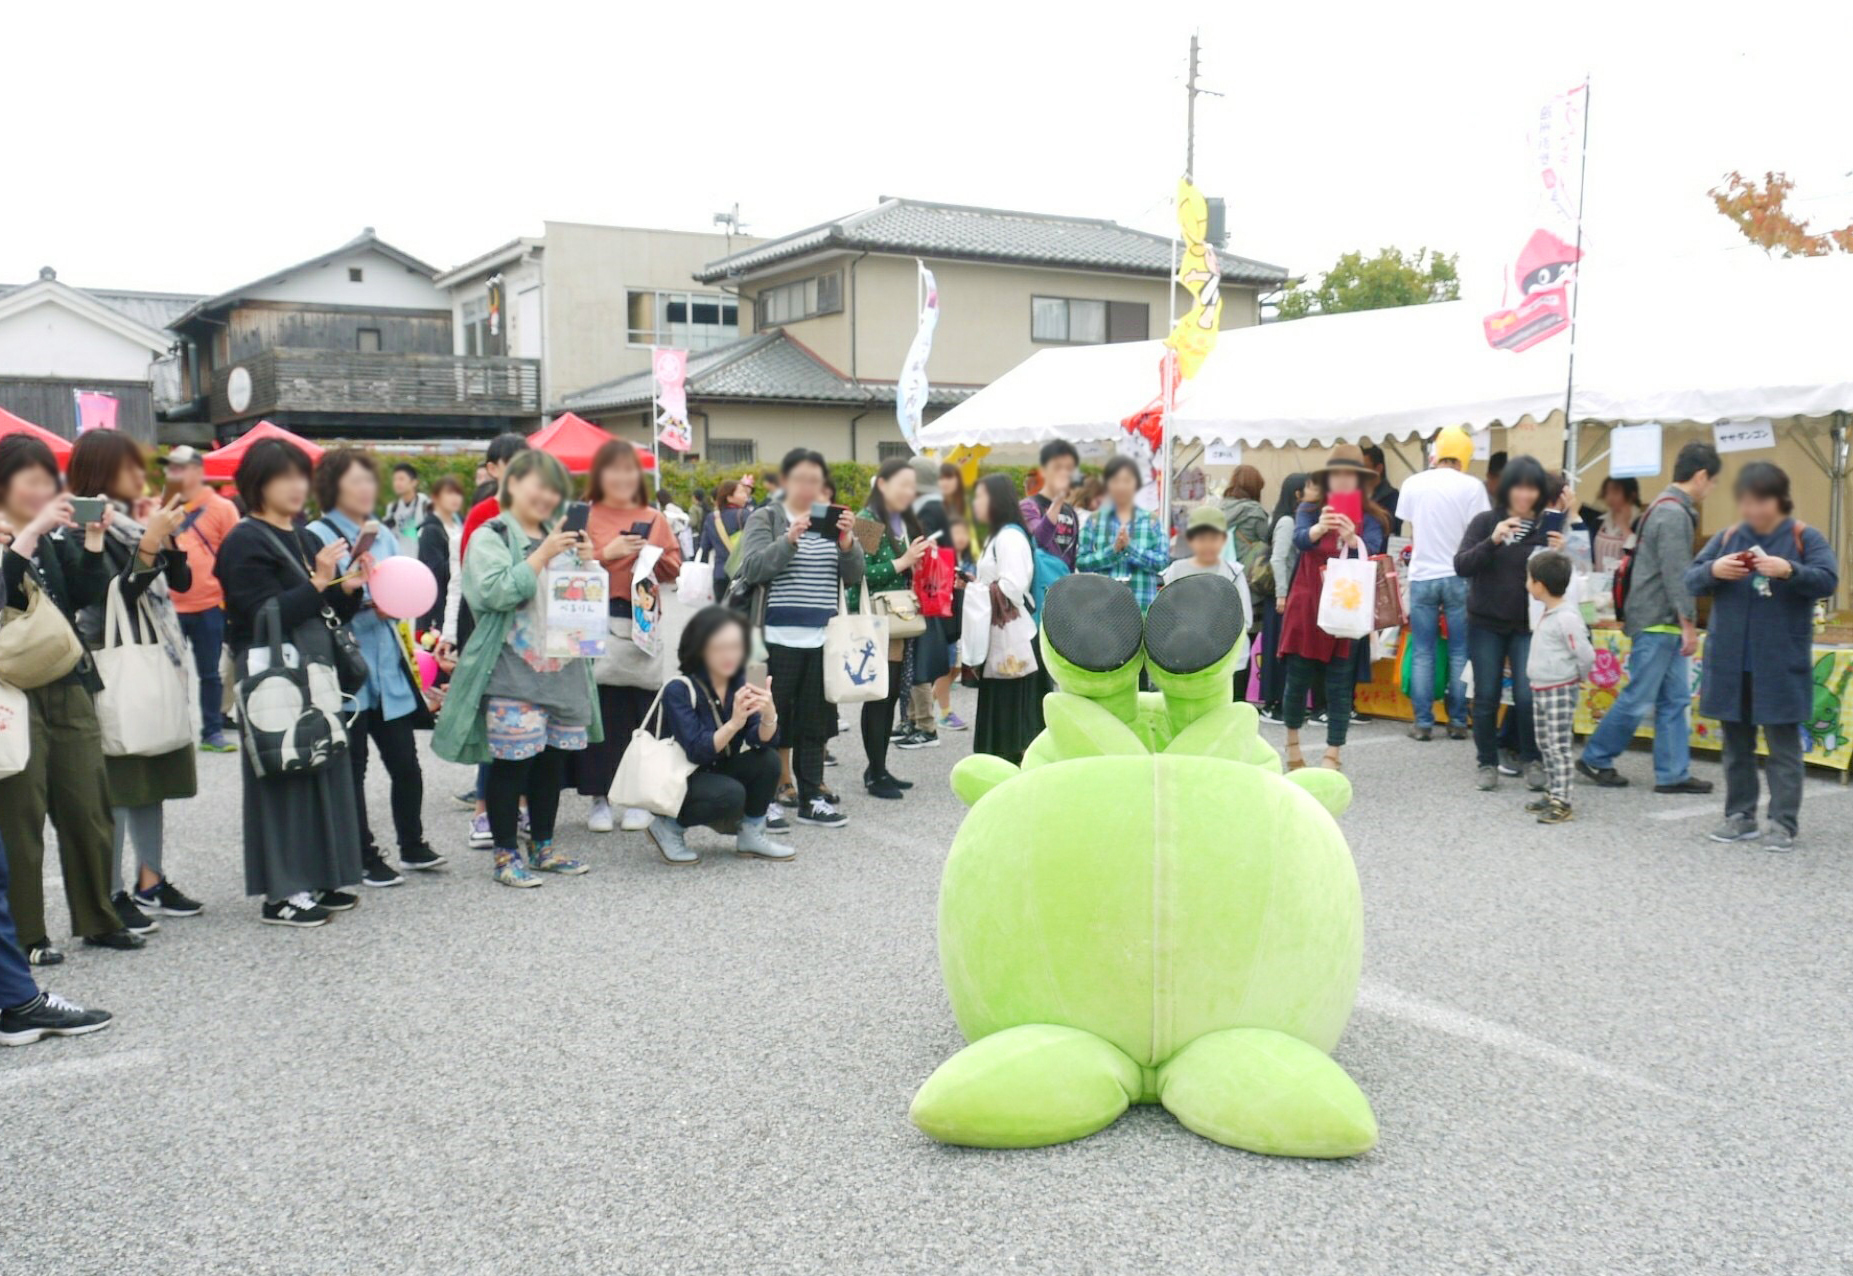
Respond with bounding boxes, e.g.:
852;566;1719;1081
733;448;866;829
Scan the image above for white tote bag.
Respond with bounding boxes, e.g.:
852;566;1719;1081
0;680;28;779
677;551;716;607
611;676;701;816
1315;544;1377;640
823;587;889;704
93;581;193;758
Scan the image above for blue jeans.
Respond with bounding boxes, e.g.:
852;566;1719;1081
0;837;41;1009
179;607;225;741
1409;576;1469;728
1468;626;1538;768
1581;630;1692;785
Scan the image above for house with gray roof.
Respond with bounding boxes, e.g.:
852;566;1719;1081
562;196;1287;465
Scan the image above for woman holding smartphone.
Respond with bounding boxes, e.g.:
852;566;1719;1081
1453;454;1557;794
847;458;936;800
434;450;602;887
214;439;372;927
1276;446;1388;773
642;606;793;863
0;435;145;962
573;438;682;835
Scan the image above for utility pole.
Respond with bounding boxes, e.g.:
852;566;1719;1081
1184;33;1200;182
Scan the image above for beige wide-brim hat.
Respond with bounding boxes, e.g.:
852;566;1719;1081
1310;443;1373;481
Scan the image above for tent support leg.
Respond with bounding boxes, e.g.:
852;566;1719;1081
1832;412;1848;610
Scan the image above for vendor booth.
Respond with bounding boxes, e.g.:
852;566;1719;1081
918;253;1853;770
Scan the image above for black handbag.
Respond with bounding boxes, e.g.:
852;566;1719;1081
235;600;348;778
260;520;369;695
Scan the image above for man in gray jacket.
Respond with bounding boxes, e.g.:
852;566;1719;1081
1577;442;1722;792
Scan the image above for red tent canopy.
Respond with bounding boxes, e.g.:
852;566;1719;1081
528;412;655;475
0;408;74;465
202;421;326;482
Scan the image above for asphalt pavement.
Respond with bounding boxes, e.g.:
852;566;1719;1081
4;691;1851;1275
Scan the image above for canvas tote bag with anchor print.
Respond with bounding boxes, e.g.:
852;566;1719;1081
824;585;889;704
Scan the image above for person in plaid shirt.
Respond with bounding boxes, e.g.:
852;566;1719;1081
1076;456;1169;613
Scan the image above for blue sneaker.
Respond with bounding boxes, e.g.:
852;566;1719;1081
492;848;541;888
529;842;588;875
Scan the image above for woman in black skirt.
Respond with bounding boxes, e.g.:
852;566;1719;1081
966;474;1043;765
214;439;370;928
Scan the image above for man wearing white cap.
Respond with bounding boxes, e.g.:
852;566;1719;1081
161;446;241;752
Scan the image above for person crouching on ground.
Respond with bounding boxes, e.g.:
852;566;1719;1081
1524;550;1594;825
435;450;601;887
644;606;793;864
1685;462;1838;851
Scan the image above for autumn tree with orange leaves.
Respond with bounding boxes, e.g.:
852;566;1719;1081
1710;171;1853;256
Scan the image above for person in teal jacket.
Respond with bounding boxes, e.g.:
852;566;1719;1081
434;450;604;887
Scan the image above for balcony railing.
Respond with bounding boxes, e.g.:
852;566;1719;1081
210;348;540;423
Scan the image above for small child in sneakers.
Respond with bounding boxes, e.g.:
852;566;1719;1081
1525;550;1595;824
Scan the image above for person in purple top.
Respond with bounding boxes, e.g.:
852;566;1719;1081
1020;440;1082;570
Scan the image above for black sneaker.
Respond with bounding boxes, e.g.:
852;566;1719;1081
135;879;202;917
796;797;849;828
82;929;146;952
823;749;840;768
897;729;940;750
889;724;912;742
1575;758;1629;788
1498;749;1522;776
764;807;792;834
0;992;113;1047
864;774;905;800
361;853;403;888
1653;777;1715;795
399;843;447;872
261;895;331;927
316;890;359;912
25;943;64;968
112;892;159;936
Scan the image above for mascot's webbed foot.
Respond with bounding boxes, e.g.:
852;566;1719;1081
1156;1028;1376;1158
950;753;1018;806
911;1025;1142;1149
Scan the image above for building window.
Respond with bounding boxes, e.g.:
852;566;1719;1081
348;267;364;283
356;328;382;353
461;296;489;357
876;441;912;462
627;290;740;350
706;438;756;466
1031;296;1148;345
755;272;843;328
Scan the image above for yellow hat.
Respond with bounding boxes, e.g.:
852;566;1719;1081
1432;427;1474;468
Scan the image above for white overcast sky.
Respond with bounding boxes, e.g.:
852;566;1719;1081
6;1;1850;306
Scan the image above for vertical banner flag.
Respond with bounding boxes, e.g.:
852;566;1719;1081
485;275;506;356
74;390;119;433
1484;84;1588;352
653;348;691;452
896;261;940;452
1164;178;1224;378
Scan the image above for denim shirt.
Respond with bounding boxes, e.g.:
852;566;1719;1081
308;509;418;720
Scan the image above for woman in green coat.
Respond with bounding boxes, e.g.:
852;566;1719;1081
435;451;604;888
846;458;936;800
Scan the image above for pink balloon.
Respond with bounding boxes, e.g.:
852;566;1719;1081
414;648;439;690
368;555;438;620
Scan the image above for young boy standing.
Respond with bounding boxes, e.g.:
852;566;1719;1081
1161;506;1254;663
1525;550;1595;824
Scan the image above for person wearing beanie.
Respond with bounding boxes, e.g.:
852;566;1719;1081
1396;426;1490;741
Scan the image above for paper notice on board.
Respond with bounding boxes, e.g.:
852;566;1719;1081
1202;441;1244;466
1712;419;1776;454
1608;423;1664;478
1471;429;1492;461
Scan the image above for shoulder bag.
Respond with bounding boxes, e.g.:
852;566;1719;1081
0;679;28;779
93;578;193;757
285;521;369;694
235;598;349;777
611;675;701;816
824;586;890;704
0;571;85;690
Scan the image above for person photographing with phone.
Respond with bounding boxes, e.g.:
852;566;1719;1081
848;457;939;800
642;606;793;864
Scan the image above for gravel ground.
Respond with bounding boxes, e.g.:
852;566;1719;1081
4;689;1851;1275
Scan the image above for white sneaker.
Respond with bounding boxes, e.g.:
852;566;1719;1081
620;806;653;832
587;799;615;834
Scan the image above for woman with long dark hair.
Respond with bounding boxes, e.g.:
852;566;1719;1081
67;430;201;933
1453;453;1556;793
966;473;1043;765
848;458;936;799
574;438;681;835
1276;446;1388;771
213;439;371;926
642;606;793;864
696;478;753;594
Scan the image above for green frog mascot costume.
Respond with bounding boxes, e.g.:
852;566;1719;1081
912;572;1376;1157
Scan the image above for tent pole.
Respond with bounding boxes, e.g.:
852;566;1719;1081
1560;76;1592;476
1833;411;1849;609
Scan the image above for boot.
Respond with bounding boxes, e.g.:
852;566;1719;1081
736;816;796;861
646;815;698;865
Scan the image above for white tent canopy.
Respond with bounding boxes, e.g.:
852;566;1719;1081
917;253;1853;452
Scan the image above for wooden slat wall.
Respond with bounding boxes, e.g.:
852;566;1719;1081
227;307;453;362
0;379;157;441
209;349;539;423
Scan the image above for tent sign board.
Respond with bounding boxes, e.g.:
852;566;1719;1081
1471;429;1492;461
1609;423;1665;478
1202;441;1244;467
1712;418;1777;454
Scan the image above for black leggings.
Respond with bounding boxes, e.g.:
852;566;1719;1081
486;747;567;851
678;748;781;831
348;708;424;854
859;660;906;779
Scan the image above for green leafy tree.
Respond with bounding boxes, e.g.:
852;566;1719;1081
1275;247;1460;321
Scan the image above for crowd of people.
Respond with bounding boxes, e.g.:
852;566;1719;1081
0;422;1839;1048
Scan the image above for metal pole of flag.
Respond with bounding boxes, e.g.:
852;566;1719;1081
1562;76;1592;476
650;347;661;476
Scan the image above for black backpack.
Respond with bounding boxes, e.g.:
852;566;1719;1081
1611;495;1685;625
